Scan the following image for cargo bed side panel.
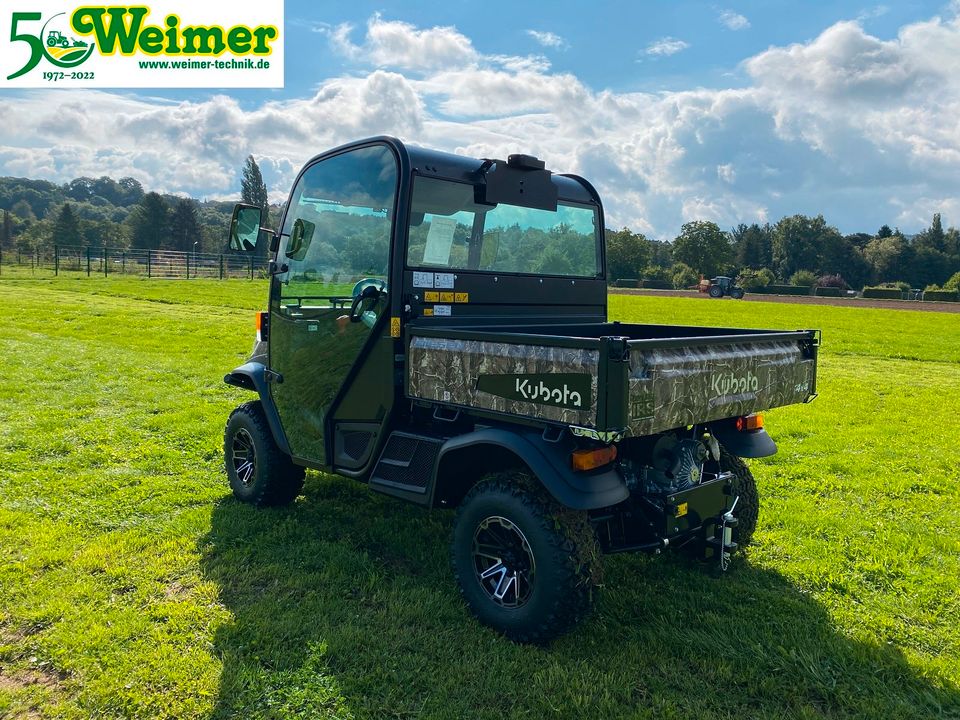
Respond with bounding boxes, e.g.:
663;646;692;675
628;340;815;436
408;335;600;427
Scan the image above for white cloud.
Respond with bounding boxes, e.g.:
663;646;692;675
857;5;889;22
644;37;690;56
719;10;750;30
526;30;569;50
322;13;477;70
4;11;960;238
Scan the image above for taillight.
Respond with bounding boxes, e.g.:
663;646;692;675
571;445;617;471
735;413;764;431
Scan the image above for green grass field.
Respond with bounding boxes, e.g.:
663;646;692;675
0;277;958;719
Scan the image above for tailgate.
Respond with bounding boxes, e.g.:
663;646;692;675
627;333;819;436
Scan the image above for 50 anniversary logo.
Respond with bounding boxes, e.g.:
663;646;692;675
1;1;284;88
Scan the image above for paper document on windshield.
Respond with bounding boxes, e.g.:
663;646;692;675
423;217;458;265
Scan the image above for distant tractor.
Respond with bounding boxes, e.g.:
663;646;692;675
700;276;745;299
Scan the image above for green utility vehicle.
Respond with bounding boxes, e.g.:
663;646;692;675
223;137;819;642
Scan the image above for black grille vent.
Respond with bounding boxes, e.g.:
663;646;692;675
342;430;374;460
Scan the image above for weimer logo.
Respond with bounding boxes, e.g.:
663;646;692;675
1;1;284;88
710;370;760;396
476;373;592;411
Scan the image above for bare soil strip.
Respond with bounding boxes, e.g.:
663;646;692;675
611;288;960;313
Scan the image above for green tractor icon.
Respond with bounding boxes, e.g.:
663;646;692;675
46;30;87;49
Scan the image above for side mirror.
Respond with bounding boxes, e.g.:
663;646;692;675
229;204;262;252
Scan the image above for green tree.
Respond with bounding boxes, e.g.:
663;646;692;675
128;192;169;249
118;177;144;206
863;235;905;284
169;198;201;252
914;213;947;254
241;155;270;228
732;223;773;270
11;199;36;222
53;203;81;246
605;227;651;281
877;224;893;238
772;214;838;279
670;262;699;289
671;221;731;277
2;210;11;249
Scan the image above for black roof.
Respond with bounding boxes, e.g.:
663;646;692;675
310;136;598;206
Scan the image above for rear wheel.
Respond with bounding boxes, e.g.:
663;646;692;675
708;285;723;298
224;400;304;506
720;450;758;546
451;472;600;643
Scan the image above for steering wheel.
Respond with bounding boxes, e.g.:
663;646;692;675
349;279;387;328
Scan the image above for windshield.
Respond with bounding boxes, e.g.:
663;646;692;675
406;176;601;278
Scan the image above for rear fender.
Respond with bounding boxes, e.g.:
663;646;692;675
431;427;629;510
708;418;777;458
224;361;292;456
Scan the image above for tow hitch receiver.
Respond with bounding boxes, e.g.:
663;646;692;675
705;496;740;572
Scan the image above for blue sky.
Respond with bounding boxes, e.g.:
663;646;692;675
3;1;960;238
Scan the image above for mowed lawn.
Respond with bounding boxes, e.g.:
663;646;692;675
0;276;958;719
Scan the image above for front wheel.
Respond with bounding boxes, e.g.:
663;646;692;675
224;400;305;506
730;287;745;299
451;472;601;643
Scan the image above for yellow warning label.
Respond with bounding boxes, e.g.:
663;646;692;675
423;308;434;316
390;317;401;337
674;502;688;518
440;292;454;302
454;292;469;303
424;291;440;302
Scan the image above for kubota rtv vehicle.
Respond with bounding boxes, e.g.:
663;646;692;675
223;137;819;642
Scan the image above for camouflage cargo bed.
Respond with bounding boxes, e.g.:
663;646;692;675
406;323;819;439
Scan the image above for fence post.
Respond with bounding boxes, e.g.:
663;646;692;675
54;245;58;276
103;246;108;276
248;255;253;280
17;248;21;265
85;246;91;276
218;254;223;280
147;250;152;278
121;251;125;274
36;248;40;272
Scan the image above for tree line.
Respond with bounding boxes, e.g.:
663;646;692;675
606;215;960;292
2;161;958;292
0;157;274;256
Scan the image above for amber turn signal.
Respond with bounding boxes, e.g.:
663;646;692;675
255;311;267;342
571;445;617;471
735;413;764;432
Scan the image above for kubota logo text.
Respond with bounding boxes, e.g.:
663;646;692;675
514;378;583;407
710;370;760;396
476;373;593;411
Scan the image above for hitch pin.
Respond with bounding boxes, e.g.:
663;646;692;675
719;495;739;572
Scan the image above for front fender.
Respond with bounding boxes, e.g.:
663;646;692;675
224;361;291;456
431;427;629;510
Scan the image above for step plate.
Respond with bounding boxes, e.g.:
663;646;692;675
370;432;441;494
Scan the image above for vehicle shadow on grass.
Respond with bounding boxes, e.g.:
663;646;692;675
200;474;959;720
